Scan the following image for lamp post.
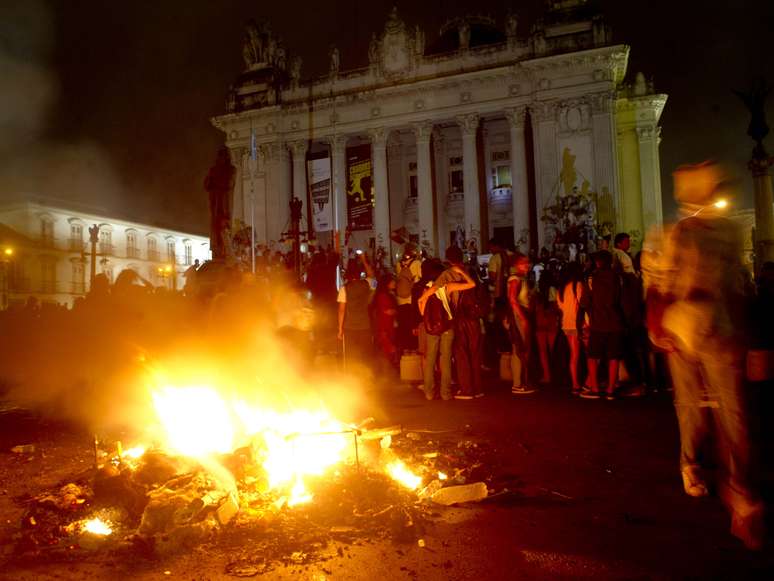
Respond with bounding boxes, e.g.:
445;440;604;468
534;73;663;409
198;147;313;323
282;196;307;280
1;247;13;310
88;224;100;287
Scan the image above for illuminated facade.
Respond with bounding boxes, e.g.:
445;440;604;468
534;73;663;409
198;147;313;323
0;197;210;308
212;1;667;259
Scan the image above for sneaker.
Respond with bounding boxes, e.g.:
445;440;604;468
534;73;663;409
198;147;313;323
579;387;601;400
511;386;536;395
473;392;485;399
454;393;474;400
681;468;709;498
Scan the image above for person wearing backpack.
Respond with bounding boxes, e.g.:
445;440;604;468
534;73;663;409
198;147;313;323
395;247;421;352
417;247;476;401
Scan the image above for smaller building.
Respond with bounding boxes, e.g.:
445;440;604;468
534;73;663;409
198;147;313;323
0;196;210;308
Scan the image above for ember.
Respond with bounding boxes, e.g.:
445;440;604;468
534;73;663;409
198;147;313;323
82;517;112;536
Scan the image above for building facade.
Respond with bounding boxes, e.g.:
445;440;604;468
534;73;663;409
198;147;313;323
0;197;210;308
212;1;667;261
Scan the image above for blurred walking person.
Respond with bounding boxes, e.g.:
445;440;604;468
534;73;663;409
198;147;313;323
371;274;399;378
645;161;763;550
337;253;376;370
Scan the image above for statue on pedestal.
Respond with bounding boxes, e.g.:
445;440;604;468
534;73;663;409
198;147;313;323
204;147;236;261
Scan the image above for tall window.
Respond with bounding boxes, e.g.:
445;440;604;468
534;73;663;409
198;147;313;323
408;162;418;198
41;219;54;246
71;261;85;294
69;223;83;251
147;237;158;261
99;230;112;255
184;243;192;266
40;256;57;293
449;156;463;193
490;150;511;188
166;239;176;262
126;231;138;258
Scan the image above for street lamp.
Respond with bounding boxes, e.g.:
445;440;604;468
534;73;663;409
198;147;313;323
1;246;14;310
157;264;176;291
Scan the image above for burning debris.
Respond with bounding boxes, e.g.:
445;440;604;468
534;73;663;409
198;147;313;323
7;400;500;572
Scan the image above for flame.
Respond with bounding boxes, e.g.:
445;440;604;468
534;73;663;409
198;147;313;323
386;460;422;490
438;471;448;481
82;517;112;536
287;477;313;507
121;446;146;459
152;386;234;457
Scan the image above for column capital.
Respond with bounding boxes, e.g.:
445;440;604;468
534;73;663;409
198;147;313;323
589;90;616;114
289;140;308;156
412;121;434;144
530;101;558;123
368;127;388;148
635;125;657;141
505;106;528;129
456;113;480;136
323;134;348;153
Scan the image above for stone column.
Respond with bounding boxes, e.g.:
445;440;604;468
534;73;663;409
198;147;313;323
329;135;348;251
530;102;559;249
433;128;449;253
635;125;663;233
751;155;774;267
266;142;291;245
229;147;246;227
290;141;308;231
507;107;530;252
413;121;436;256
457;113;481;247
387;135;405;257
590;91;621;230
369;127;391;255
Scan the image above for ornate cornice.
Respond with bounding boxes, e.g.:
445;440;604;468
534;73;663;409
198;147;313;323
530;101;558;123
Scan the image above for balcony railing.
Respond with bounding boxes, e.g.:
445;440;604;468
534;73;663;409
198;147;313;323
99;243;114;255
126;247;141;259
40;280;57;294
68;238;84;251
71;281;86;294
147;250;160;262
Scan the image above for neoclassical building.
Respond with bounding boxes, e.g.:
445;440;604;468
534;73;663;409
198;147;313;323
212;1;666;260
0;196;210;308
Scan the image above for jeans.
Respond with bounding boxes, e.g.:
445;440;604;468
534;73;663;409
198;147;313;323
668;342;759;511
424;328;454;400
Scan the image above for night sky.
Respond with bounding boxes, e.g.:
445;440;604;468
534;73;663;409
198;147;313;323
1;0;772;234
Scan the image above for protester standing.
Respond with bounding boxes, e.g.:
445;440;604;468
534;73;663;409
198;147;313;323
557;262;586;394
507;252;535;395
337;253;376;369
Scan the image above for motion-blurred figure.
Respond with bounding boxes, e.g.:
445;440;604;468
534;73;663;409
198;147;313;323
644;161;763;550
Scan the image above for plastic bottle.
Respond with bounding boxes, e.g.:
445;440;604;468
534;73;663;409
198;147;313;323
430;482;488;506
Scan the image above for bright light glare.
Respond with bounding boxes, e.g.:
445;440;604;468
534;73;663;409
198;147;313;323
121;446;146;459
3;248;12;256
152;386;234;457
714;199;728;209
83;517;112;536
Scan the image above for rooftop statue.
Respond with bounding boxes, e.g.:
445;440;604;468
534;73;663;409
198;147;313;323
734;78;771;158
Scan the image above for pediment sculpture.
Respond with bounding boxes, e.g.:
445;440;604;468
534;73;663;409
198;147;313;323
377;7;422;78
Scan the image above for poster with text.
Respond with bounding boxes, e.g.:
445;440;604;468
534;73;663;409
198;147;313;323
346;144;373;231
308;157;332;232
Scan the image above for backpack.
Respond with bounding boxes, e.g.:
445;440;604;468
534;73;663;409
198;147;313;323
424;293;452;335
457;286;483;321
396;261;415;299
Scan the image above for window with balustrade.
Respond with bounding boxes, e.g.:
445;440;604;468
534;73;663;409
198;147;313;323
40;256;57;293
490;150;511;188
147;237;159;261
408;162;418;198
69;223;83;251
166;239;176;262
184;243;192;266
126;231;139;258
449;157;463;193
99;230;112;255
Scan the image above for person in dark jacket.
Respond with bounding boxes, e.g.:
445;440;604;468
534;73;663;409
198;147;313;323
580;250;624;400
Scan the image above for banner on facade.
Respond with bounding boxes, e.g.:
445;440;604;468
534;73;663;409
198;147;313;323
308;156;332;232
346;144;373;231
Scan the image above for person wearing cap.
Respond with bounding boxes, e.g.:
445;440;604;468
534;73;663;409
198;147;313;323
644;161;763;550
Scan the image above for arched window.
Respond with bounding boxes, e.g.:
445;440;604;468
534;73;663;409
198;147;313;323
126;229;139;258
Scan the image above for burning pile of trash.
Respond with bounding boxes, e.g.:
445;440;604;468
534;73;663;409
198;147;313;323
8;385;498;568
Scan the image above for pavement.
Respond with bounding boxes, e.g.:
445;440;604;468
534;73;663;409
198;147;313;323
1;380;773;580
